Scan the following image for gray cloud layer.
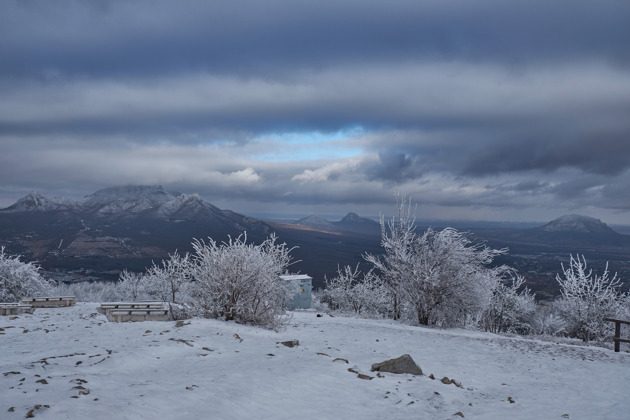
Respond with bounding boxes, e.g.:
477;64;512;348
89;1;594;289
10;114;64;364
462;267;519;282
1;0;629;223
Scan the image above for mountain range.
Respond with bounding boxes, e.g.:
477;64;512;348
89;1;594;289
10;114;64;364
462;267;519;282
0;186;272;281
1;186;628;293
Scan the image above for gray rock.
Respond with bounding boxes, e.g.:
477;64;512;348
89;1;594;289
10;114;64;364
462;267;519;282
370;354;423;376
279;339;299;347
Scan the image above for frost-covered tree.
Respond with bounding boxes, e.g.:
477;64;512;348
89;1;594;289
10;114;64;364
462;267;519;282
143;252;191;303
0;247;52;302
189;233;295;330
403;227;508;327
364;191;416;320
117;269;148;301
365;193;509;327
322;264;386;315
480;274;536;334
555;255;626;342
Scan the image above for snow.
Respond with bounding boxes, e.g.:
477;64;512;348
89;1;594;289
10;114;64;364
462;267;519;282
2;304;630;419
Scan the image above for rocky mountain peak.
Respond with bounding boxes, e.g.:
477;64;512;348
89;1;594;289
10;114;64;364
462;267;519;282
340;212;378;225
2;191;71;212
341;212;361;222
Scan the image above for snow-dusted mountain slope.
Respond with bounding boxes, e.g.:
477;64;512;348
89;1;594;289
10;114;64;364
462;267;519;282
540;214;615;234
80;185;178;216
1;186;244;223
2;304;629;419
1;192;76;213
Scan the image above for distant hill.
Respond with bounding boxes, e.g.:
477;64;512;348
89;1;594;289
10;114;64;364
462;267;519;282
295;212;380;235
504;214;630;248
296;215;337;231
539;214;617;234
464;214;630;297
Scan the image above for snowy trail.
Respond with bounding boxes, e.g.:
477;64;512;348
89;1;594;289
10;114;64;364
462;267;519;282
2;304;629;419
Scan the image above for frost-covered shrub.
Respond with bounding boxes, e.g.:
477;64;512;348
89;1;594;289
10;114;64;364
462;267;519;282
322;265;386;315
309;289;328;312
188;233;295;330
55;280;121;302
117;269;151;301
142;252;191;303
0;247;52;302
532;309;567;337
480;274;536;334
555;255;626;342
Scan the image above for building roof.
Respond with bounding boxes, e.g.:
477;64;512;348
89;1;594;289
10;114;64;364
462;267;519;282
280;274;312;281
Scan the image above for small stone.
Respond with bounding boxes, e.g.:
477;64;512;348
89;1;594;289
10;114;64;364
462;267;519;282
357;373;373;380
429;373;435;380
279;340;299;347
454;412;464;417
441;377;452;384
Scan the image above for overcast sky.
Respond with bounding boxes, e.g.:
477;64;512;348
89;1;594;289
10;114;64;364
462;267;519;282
1;0;629;224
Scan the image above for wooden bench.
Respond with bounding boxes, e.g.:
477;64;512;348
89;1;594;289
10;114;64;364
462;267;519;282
605;318;630;352
97;301;167;315
21;296;76;308
98;302;171;322
0;303;36;316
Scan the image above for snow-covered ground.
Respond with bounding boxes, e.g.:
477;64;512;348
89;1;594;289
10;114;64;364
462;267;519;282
2;304;629;420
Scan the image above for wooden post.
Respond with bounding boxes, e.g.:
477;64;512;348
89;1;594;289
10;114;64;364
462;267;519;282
605;318;630;353
614;320;621;353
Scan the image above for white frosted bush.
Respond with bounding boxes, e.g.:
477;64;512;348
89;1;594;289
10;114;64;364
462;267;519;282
0;247;52;302
555;255;626;342
189;233;295;330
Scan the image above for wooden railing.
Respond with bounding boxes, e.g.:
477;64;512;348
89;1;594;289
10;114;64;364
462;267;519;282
604;318;630;352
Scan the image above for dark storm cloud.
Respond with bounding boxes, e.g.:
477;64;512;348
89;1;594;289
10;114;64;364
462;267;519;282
460;136;630;177
550;176;606;199
366;152;423;183
2;0;629;80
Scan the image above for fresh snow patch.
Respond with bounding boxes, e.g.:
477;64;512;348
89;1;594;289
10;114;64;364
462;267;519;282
1;303;629;419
